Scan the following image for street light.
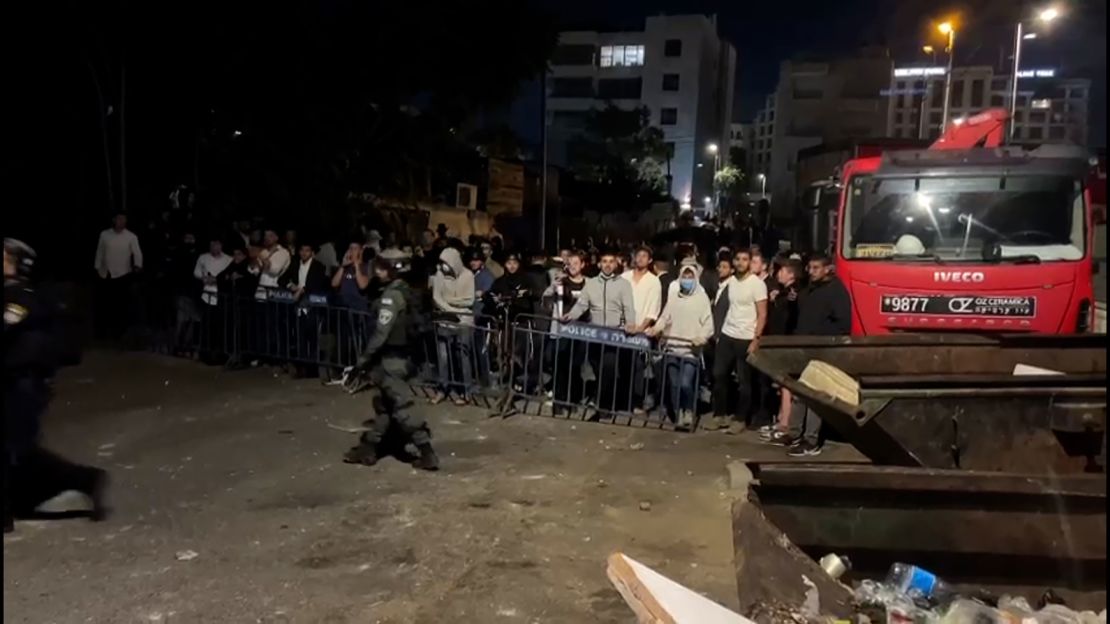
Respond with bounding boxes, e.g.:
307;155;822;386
1010;6;1061;139
707;143;721;215
706;142;720;172
937;21;956;130
1039;7;1059;21
757;172;766;199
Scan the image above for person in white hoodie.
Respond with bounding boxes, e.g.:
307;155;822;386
648;259;713;430
431;247;476;404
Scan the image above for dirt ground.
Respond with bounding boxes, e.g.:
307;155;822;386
3;351;860;624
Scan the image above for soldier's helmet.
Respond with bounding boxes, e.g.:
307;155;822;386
4;238;36;281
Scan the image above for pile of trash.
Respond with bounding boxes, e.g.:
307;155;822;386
845;561;1106;624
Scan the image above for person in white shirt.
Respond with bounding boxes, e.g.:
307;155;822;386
620;245;662;413
94;212;143;340
709;248;768;434
194;237;232;306
95;212;143;280
316;240;339;276
621;246;662;333
254;229;291;297
192;237;232;363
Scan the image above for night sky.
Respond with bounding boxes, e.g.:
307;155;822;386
515;0;1106;147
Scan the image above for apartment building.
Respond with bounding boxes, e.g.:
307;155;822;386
750;48;893;217
547;14;737;210
885;64;1090;145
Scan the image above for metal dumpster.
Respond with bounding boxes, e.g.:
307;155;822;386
747;334;1107;473
736;463;1107;611
733;334;1107;615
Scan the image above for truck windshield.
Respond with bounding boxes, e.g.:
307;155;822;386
843;174;1086;262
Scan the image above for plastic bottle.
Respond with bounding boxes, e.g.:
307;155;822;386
885;563;955;603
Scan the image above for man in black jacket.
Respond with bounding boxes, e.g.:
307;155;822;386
282;243;332;377
794;253;851;336
218;247;259;367
784;253;851;456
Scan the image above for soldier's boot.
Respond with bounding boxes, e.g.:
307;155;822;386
343;445;380;467
412;443;440;472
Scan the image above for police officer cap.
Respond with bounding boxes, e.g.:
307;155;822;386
4;238;36;279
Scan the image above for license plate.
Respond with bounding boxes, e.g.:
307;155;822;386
881;295;1036;317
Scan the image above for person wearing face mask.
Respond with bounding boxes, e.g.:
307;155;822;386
647;259;713;431
431;246;476;405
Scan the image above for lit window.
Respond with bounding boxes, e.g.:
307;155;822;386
599;45;645;68
1031;98;1051;110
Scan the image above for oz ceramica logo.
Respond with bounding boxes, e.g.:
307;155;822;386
947;297;975;313
933;271;985;283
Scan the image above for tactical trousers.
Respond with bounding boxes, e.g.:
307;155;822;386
358;357;430;448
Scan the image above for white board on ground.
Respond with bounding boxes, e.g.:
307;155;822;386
1013;364;1065;376
606;552;754;624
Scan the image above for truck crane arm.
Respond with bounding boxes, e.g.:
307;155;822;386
929;107;1010;150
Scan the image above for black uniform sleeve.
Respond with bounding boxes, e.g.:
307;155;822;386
356;290;406;368
828;280;853;335
4;289;59;375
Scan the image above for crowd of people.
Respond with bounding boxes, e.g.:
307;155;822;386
90;209;852;456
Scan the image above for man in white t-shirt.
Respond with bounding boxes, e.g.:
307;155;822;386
94;212;144;340
620;245;662;413
194;237;232;306
708;248;768;433
254;229;291;298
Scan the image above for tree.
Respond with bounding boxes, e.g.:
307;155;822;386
714;165;747;211
566;105;671;209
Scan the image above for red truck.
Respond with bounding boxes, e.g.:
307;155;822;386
829;108;1096;335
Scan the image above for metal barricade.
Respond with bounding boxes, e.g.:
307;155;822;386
162;289;712;429
502;314;704;430
428;310;508;407
172;291;375;376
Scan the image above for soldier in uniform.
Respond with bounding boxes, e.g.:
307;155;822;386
5;238;109;533
342;257;439;471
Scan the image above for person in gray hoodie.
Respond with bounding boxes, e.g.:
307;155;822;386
561;250;638;415
431;247;476;404
649;259;713;430
562;251;637;330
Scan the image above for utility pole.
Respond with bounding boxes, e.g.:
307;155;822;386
939;23;956;129
119;48;128;216
86;59;116;214
539;72;547;252
1009;22;1023;140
